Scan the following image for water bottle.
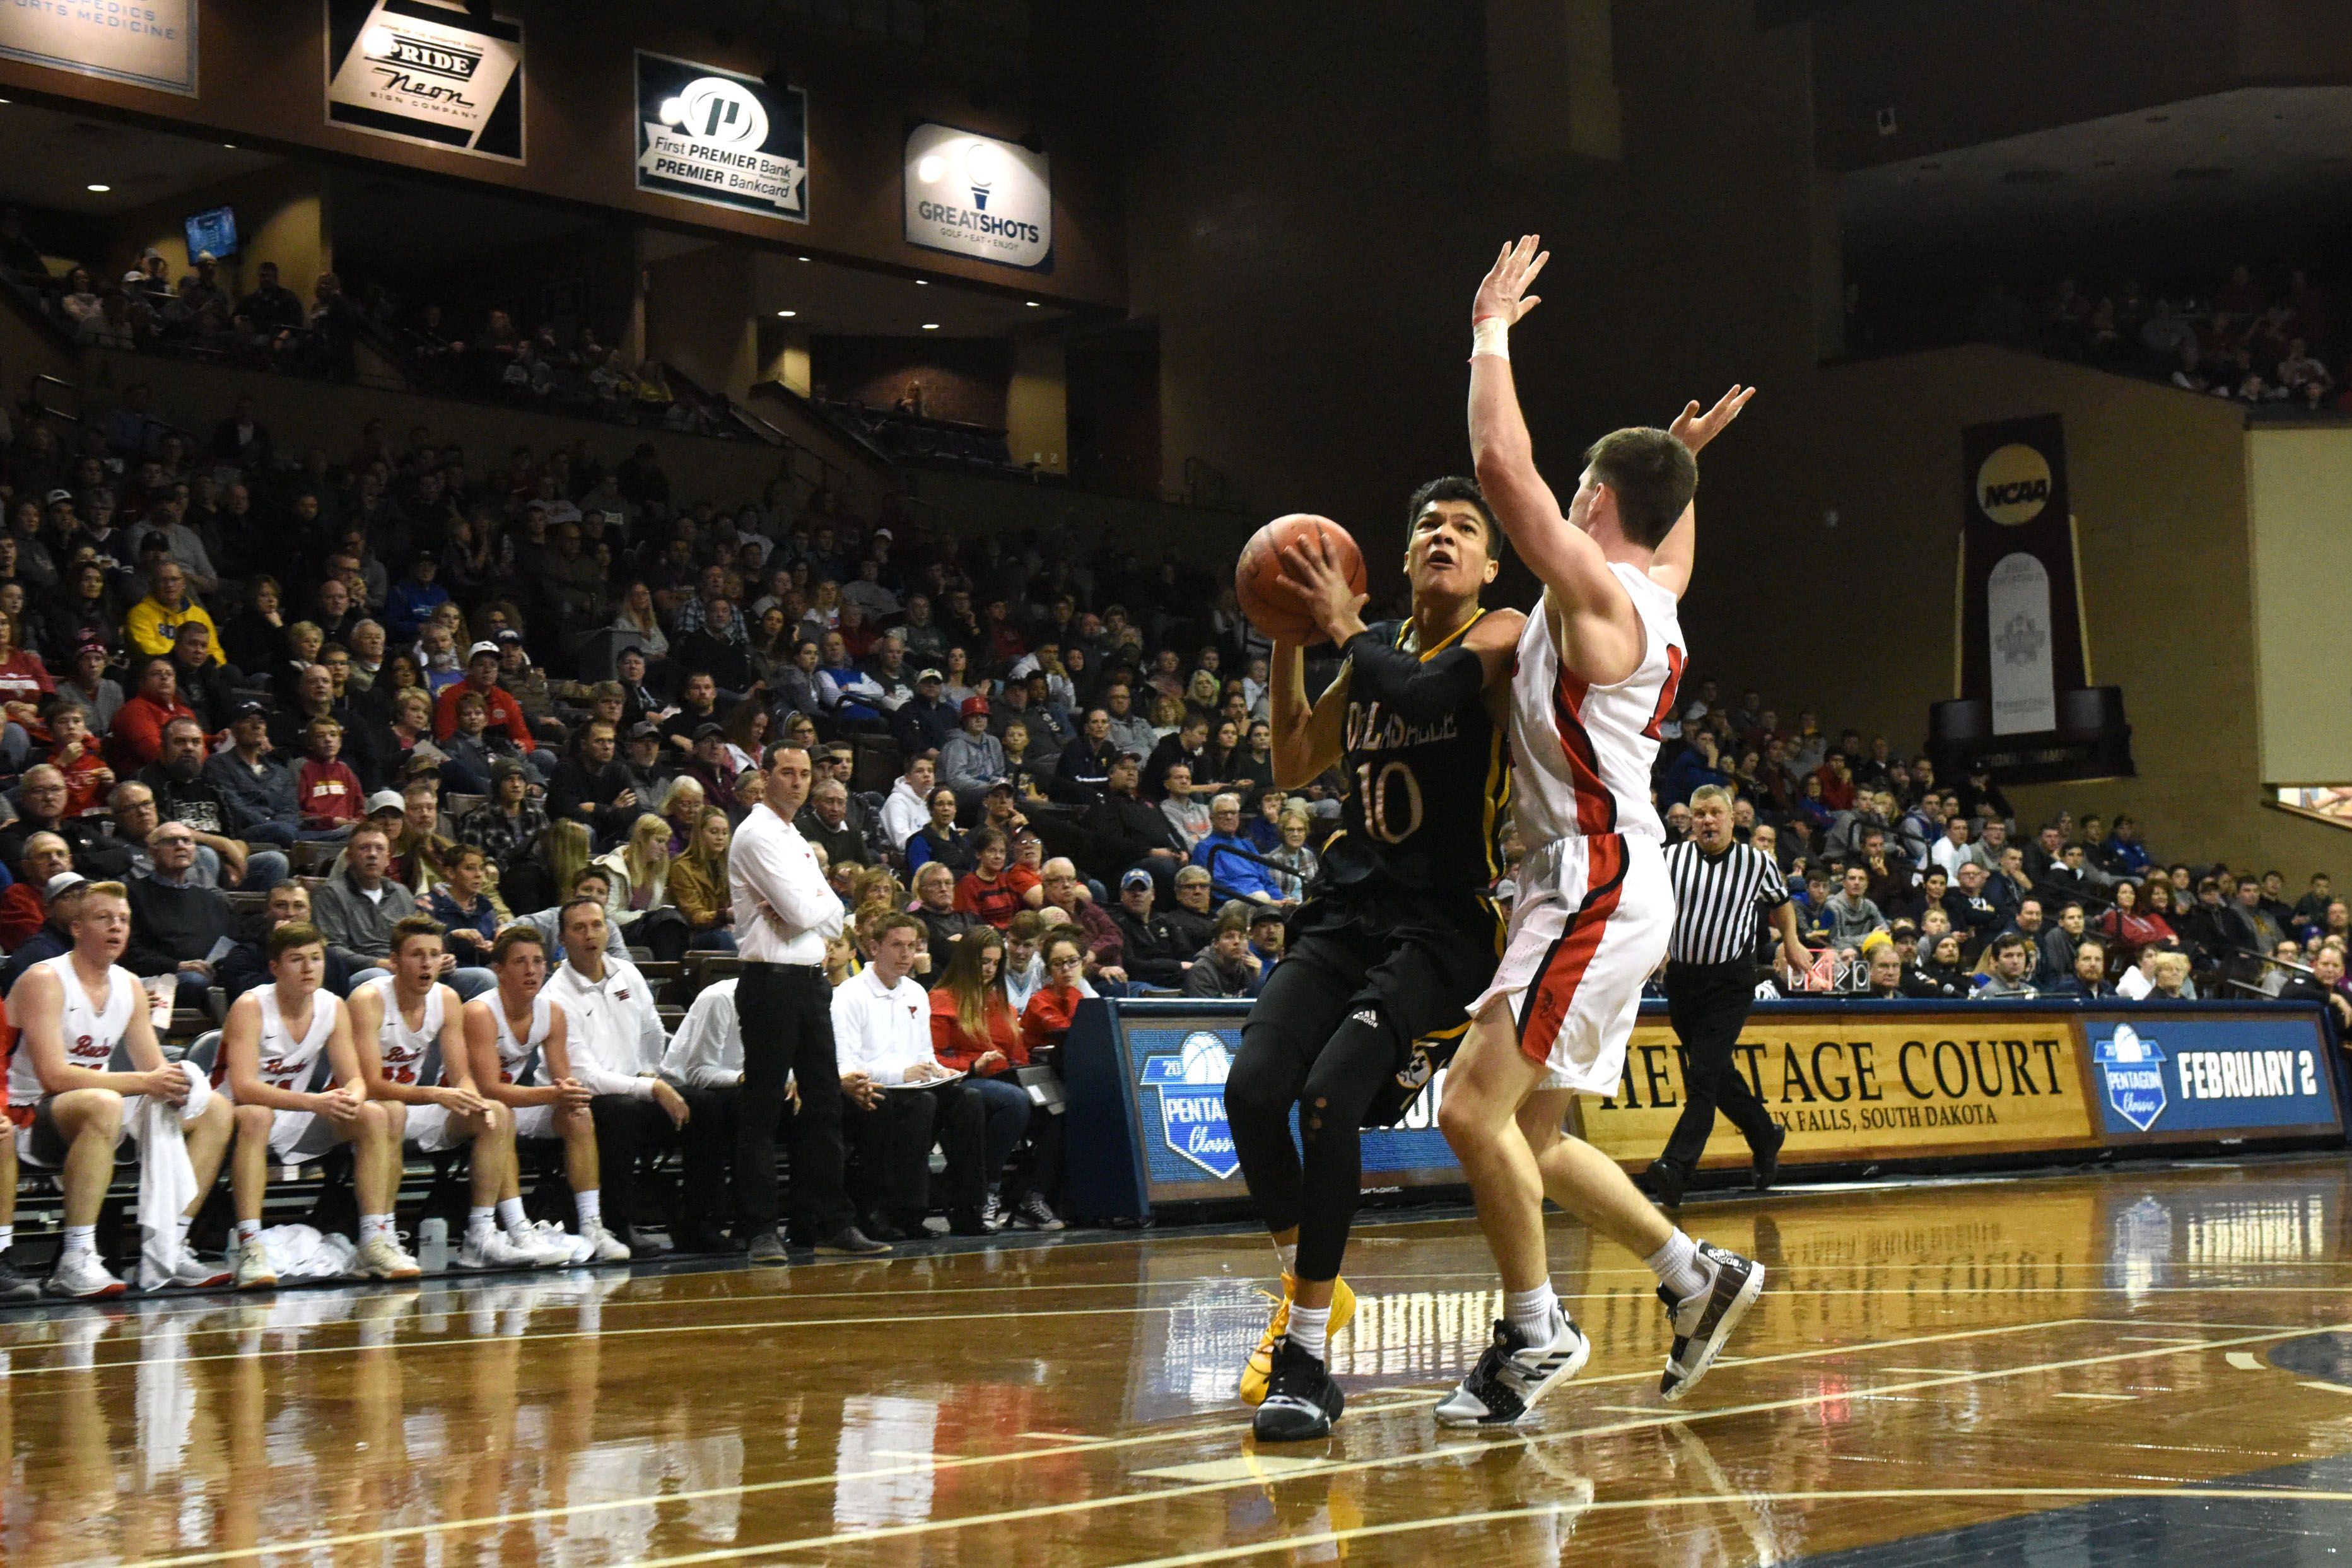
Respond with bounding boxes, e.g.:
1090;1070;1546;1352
418;1217;449;1274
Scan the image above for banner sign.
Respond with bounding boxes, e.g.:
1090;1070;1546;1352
325;0;524;163
0;1;196;95
1960;414;2087;736
1576;1005;2341;1170
1113;1011;1457;1208
1577;1012;2102;1167
903;122;1051;270
635;52;808;223
2088;1014;2339;1140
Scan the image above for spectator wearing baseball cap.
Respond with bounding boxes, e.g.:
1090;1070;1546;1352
431;636;544;769
939;694;1009;813
891;667;959;758
1109;867;1190;990
50;633;124;735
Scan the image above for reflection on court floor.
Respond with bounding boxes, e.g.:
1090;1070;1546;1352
1;1157;2348;1565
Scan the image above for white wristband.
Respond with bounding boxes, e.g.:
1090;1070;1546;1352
1471;317;1510;361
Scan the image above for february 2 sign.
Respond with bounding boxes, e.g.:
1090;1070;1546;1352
636;52;808;223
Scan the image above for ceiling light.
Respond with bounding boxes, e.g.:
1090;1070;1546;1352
1025;300;1040;307
85;183;110;193
798;255;811;262
776;310;797;317
921;323;940;331
915;278;929;286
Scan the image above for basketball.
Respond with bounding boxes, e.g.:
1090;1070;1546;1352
1235;513;1367;644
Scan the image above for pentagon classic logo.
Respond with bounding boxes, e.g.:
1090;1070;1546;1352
2094;1023;2167;1132
1140;1031;1239;1179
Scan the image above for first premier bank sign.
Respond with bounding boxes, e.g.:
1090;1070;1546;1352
0;1;197;95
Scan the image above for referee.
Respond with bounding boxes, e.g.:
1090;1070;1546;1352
1641;784;1811;1206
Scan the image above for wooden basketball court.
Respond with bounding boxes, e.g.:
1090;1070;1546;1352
4;1156;2349;1565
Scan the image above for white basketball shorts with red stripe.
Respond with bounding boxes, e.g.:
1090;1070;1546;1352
1471;831;1671;1092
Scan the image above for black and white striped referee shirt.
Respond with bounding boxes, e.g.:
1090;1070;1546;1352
1663;839;1789;965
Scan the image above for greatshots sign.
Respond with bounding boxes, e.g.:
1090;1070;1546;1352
635;52;809;223
325;0;524;163
0;1;196;95
903;122;1050;270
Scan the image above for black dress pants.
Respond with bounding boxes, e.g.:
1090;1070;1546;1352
737;963;853;1243
842;1081;986;1223
1657;960;1782;1176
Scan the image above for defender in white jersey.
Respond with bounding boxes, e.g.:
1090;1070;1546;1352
221;921;419;1287
4;880;233;1297
1434;235;1764;1426
462;922;629;1263
348;916;570;1270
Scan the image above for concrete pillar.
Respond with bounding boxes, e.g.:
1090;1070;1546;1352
643;243;758;399
1007;332;1067;473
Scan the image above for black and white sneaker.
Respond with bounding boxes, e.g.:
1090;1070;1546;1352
1252;1337;1344;1441
1658;1241;1764;1403
1433;1308;1591;1427
0;1250;40;1304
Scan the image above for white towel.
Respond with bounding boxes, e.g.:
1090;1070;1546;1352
257;1224;358;1281
129;1066;209;1289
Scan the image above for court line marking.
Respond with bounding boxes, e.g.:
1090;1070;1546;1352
2119;1335;2211;1344
1089;1489;2352;1568
2051;1391;2138;1401
563;1322;2348;1567
1015;1431;1095;1444
2299;1381;2352;1395
107;1318;2100;1567
1881;1366;1974;1374
2226;1352;2267;1370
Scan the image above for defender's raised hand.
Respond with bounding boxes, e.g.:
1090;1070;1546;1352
1473;234;1550;329
1669;385;1757;455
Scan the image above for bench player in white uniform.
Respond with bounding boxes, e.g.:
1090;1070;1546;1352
5;880;234;1297
462;924;629;1263
222;920;421;1287
349;916;570;1270
1434;235;1764;1425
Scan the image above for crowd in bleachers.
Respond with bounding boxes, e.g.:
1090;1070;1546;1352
1642;685;2352;1027
1852;260;2351;410
0;344;1301;1299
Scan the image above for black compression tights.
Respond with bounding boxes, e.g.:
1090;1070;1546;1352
1227;1003;1395;1282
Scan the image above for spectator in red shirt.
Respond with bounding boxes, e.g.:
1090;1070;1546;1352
953;827;1045;931
927;928;1062;1230
109;655;199;772
296;715;366;829
46;706;115;818
1019;933;1089;1057
1039;856;1126;986
0;833;73;949
0;612;53;751
432;640;539;755
1811;752;1857;813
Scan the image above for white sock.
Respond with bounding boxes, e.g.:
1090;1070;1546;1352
1505;1282;1559;1345
62;1224;97;1260
574;1190;601;1228
1273;1239;1298;1278
177;1215;194;1246
497;1198;528;1232
1646;1231;1709;1302
359;1214;392;1244
0;1223;15;1253
1287;1302;1331;1361
467;1207;496;1237
235;1219;262;1247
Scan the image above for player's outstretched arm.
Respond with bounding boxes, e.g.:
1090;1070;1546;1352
1649;385;1755;600
1466;235;1613;616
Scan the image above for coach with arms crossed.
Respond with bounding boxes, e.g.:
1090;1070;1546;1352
730;742;890;1262
1643;785;1811;1206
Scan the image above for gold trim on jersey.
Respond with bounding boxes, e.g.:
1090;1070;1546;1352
1396;608;1485;662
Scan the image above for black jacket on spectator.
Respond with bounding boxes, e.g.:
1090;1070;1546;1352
892;694;957;758
1160;904;1215;958
137;762;233;839
170;652;241;729
1109;904;1188;988
915;904;982;956
673;629;752;693
122;875;237;977
549;757;641;846
1087;791;1186;872
0;814;131;882
1055;739;1116;804
797;809;865;870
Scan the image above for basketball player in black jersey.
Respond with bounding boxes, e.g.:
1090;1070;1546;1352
1227;477;1523;1441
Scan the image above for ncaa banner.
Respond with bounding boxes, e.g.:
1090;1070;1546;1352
0;1;196;95
904;122;1051;270
635;52;809;223
1959;414;2088;735
325;0;524;163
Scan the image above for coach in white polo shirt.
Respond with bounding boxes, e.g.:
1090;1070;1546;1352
730;741;886;1262
829;911;990;1242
